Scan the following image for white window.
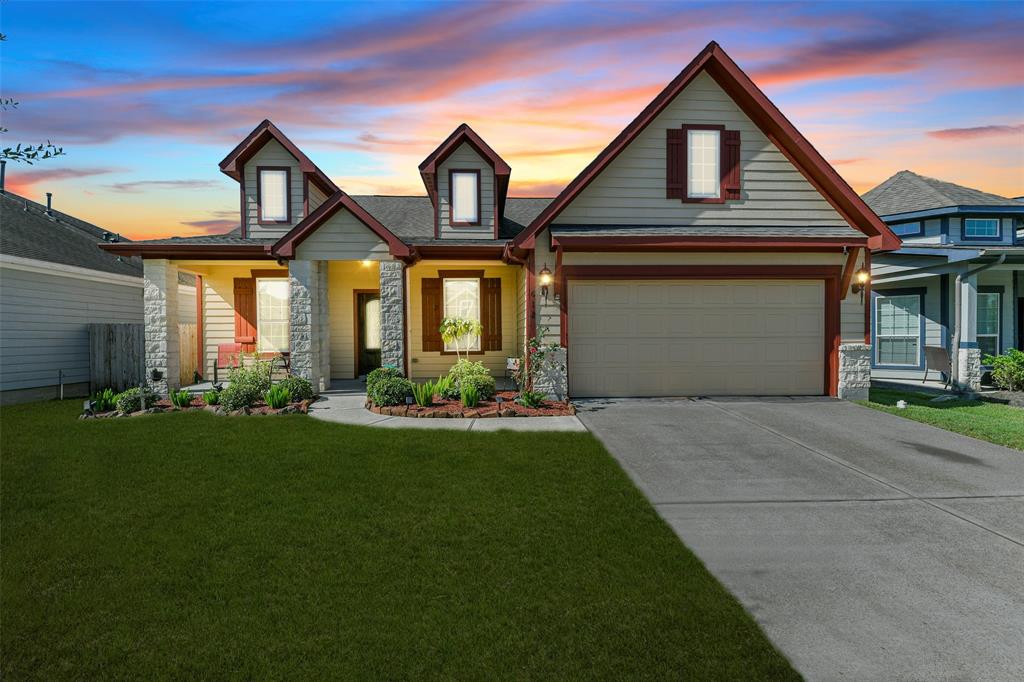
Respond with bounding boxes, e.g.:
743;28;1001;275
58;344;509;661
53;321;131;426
977;291;1000;358
451;171;479;224
891;221;922;237
875;294;921;366
964;218;999;238
259;169;289;222
687;129;720;199
364;298;381;351
442;277;480;351
256;279;289;353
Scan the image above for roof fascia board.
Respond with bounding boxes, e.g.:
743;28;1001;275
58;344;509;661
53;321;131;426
0;253;143;286
99;243;273;260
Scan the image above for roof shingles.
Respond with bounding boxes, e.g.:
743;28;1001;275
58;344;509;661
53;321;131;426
862;170;1021;217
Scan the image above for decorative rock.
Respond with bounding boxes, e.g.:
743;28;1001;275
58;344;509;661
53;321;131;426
463;409;480;418
479;410;497;418
500;408;517;418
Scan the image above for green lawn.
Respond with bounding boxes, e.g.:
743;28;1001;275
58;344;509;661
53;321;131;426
860;389;1024;450
1;401;798;680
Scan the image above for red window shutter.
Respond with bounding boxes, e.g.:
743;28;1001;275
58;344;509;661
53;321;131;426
233;277;257;353
421;278;443;352
722;129;741;200
481;277;502;352
666;128;685;199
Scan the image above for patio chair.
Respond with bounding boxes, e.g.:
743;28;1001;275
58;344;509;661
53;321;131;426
213;343;243;383
923;345;952;389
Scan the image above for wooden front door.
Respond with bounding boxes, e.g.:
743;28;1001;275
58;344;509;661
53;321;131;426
355;290;381;377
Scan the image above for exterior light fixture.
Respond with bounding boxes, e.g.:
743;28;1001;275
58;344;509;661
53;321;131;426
851;268;870;294
538;264;553;298
361;259;372;267
405;396;414;406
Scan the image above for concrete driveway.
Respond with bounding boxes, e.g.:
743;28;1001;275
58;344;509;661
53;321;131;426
577;397;1024;681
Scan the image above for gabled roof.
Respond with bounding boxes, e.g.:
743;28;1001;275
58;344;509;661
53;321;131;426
862;170;1023;217
219;119;337;195
270;190;412;259
512;41;900;252
1;190;143;277
418;123;511;213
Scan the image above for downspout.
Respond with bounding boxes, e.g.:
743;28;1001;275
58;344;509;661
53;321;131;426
951;253;1006;387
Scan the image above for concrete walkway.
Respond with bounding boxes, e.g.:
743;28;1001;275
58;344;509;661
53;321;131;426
307;380;586;432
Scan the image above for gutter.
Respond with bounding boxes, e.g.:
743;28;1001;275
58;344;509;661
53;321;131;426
951;252;1007;389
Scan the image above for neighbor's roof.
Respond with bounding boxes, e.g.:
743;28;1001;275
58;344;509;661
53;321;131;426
862;170;1022;217
0;190;143;278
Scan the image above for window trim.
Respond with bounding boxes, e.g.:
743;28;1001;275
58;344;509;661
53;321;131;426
448;168;482;227
256;166;292;225
255;277;290;354
961;216;1002;241
977;286;1003;362
681;123;726;204
890;220;924;237
871;288;926;370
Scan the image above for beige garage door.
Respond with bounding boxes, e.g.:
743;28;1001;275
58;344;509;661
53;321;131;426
568;279;824;397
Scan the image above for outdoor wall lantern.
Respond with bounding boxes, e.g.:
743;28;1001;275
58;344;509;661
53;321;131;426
851;267;870;295
538;264;553;299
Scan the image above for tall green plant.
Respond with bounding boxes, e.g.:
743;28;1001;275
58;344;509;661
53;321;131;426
411;380;436;407
439;317;483;361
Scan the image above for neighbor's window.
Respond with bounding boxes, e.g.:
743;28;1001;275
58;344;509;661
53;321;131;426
442;277;480;351
977;291;1000;359
875;294;921;366
259;169;289;222
687;129;720;199
891;221;922;237
451;171;479;225
964;218;999;238
256;279;289;353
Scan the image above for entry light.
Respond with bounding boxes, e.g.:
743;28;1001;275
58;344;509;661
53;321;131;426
361;259;373;267
851;268;870;294
538;264;553;298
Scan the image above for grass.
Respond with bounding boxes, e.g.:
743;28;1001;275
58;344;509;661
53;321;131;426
859;389;1024;450
1;401;798;680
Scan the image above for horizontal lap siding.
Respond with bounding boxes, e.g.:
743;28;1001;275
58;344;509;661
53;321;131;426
327;261;380;380
243;139;305;239
294;208;390;261
437;143;495;239
555;71;847;227
308;182;329;214
0;266;142;390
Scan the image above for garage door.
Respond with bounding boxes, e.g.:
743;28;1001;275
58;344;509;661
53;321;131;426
568;279;824;397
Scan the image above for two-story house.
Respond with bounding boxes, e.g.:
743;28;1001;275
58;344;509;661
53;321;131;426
102;42;899;401
863;170;1024;390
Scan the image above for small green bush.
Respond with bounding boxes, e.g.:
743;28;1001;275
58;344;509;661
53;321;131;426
368;375;414;407
220;362;272;411
460;374;496;400
412;380;436;407
202;390;220;406
442;359;493;399
170;389;193;408
984;348;1024;391
114;387;159;414
516;390;547;408
265;385;292;409
366;367;404;394
92;388;117;412
276;375;315;402
460;384;480;408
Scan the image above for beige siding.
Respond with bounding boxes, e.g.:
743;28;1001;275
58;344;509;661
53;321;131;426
243;139;305;239
408;261;519;380
327;261;380;380
555;71;847;227
308;182;329;213
437;143;495;239
294;207;390;261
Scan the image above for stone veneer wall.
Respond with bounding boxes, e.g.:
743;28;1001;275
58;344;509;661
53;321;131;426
531;346;568;401
957;347;981;392
289;260;320;388
379;260;405;370
143;259;180;395
837;343;871;401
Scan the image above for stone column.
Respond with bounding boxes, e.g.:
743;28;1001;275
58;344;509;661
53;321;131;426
837;343;871;401
289;259;322;389
143;259;180;395
955;274;981;391
379;260;405;371
532;347;568;401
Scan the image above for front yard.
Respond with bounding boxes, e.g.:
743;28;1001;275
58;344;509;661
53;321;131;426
859;389;1024;451
1;401;797;680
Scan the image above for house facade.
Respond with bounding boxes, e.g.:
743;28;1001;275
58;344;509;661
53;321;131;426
103;42;899;401
863;171;1024;390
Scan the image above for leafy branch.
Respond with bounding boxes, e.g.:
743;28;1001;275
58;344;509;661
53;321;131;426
0;31;65;163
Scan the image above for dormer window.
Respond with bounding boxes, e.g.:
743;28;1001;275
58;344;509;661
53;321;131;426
450;169;480;226
258;167;290;224
687;129;720;199
964;218;999;239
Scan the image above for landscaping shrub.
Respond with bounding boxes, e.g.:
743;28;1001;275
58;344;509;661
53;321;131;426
92;388;117;412
985;348;1024;391
202;390;221;406
460;384;480;408
366;367;404;394
442;359;494;399
368;376;414;407
113;387;159;414
170;389;192;408
516;390;547;408
433;375;453;399
264;385;292;409
276;375;315;402
411;380;436;407
220;362;272;411
460;373;496;400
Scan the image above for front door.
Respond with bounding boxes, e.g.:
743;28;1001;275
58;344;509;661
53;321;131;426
356;290;381;377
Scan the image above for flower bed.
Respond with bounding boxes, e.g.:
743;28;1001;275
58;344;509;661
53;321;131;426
82;397;314;419
368;391;574;418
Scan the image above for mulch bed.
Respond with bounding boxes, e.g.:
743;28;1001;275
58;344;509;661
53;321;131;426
368;390;575;418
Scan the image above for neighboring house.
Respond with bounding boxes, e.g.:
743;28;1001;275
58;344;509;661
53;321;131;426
863;171;1024;390
0;180;196;403
102;42;898;400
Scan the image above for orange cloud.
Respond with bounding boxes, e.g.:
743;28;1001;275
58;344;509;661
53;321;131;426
927;124;1024;141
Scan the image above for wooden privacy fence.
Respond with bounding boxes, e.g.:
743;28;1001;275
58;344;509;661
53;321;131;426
89;323;144;392
178;322;198;386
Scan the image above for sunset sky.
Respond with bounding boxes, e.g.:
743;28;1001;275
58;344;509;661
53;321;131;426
2;0;1022;240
